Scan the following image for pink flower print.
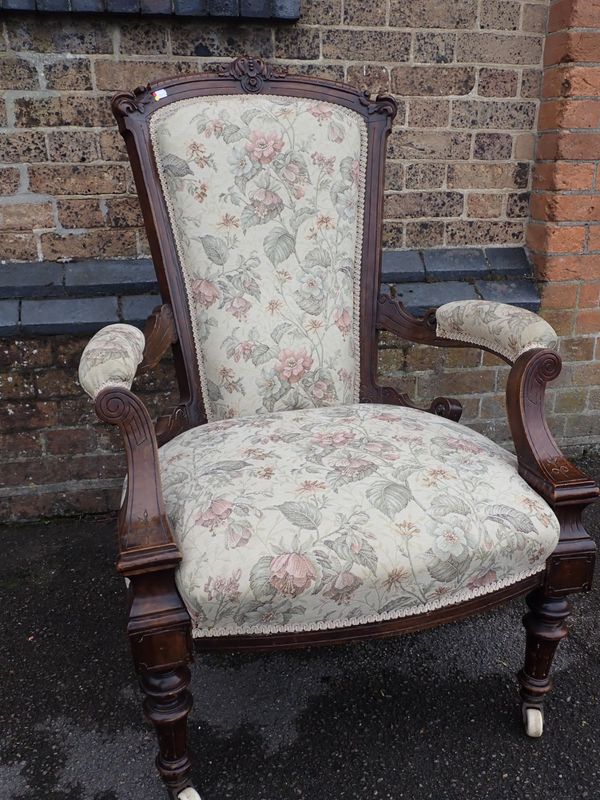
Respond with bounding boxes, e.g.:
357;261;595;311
332;457;376;481
226;523;252;549
204;119;225;138
191;279;219;309
196;498;233;531
232;341;254;363
308;103;332;122
226;296;252;321
281;161;306;198
312;380;330;401
323;571;362;604
245;129;284;164
312;430;355;447
274;348;313;384
467;570;497;591
250;187;284;221
328;120;345;143
445;436;484;455
204;569;241;602
311;151;335;175
333;308;352;337
269;553;316;597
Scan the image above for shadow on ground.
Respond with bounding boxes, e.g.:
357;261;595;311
2;452;600;800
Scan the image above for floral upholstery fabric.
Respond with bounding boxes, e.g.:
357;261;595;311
158;404;559;638
436;300;558;363
79;324;145;399
149;95;367;421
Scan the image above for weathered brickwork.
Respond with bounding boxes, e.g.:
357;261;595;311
0;2;547;257
0;336;178;520
1;0;599;522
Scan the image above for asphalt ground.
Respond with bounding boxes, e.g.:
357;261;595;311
2;449;600;800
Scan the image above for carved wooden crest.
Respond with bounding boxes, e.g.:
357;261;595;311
215;56;287;93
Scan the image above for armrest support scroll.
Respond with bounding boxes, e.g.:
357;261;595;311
506;349;598;508
95;386;180;577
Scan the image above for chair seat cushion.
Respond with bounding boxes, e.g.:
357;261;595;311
158;404;559;638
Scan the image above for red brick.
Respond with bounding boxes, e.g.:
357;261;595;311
575;310;600;335
543;66;600;99
558;336;596;361
589;227;600;251
540;282;579;309
530;193;600;222
579;282;600;306
532;253;600;281
537;132;600;161
527;223;586;254
549;0;600;32
539;99;600;130
538;309;575;336
533;162;595;191
545;31;600;67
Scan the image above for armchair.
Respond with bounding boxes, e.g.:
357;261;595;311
78;58;597;800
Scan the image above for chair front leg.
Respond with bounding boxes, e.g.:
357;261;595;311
140;664;194;799
518;588;570;737
128;570;199;800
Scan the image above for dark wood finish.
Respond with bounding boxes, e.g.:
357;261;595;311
94;57;600;798
518;589;571;713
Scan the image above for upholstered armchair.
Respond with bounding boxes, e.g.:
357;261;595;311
78;58;597;800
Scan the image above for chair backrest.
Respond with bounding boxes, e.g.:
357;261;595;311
113;57;396;426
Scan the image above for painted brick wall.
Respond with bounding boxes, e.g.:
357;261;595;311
0;1;548;258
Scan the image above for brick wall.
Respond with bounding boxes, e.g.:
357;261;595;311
527;0;600;442
1;0;599;521
0;1;547;257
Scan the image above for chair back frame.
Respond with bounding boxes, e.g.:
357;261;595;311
112;57;397;434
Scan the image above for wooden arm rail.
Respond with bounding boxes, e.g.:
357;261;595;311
95;385;180;577
376;294;599;513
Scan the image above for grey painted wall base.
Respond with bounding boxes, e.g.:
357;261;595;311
0;247;540;336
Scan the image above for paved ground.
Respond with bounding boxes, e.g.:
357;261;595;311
2;451;600;800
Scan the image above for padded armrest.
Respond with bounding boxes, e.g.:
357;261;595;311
436;300;558;363
79;323;145;399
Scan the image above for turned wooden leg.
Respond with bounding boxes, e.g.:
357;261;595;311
517;588;570;737
140;665;196;799
127;572;200;799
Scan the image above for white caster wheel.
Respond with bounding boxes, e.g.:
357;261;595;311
179;789;202;800
523;705;544;738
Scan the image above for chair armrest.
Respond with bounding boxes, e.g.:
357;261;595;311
376;295;558;366
436;300;558;364
79;323;146;399
95;386;181;577
506;348;598;509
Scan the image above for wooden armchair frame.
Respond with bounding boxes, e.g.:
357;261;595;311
91;58;598;799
